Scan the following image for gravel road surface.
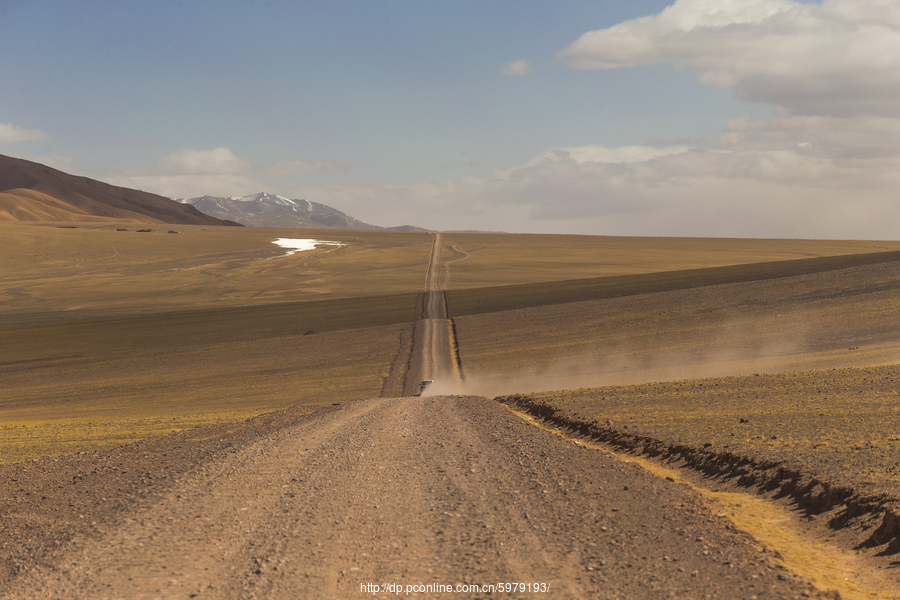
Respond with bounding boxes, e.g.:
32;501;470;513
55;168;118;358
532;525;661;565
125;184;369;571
3;395;825;600
413;232;462;385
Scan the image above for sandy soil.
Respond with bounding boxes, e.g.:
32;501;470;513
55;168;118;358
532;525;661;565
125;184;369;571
0;396;828;600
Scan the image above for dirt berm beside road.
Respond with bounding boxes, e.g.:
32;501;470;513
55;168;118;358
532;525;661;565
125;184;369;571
2;396;829;599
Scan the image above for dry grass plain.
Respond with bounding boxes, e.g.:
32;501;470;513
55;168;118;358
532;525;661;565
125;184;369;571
439;231;900;289
4;222;898;319
0;323;406;463
5;221;900;597
0;222;434;318
1;222;436;461
497;366;900;599
4;222;900;473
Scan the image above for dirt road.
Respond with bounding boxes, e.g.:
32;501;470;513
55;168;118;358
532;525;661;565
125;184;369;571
416;319;459;383
0;235;841;599
3;395;820;600
424;233;445;317
408;233;462;386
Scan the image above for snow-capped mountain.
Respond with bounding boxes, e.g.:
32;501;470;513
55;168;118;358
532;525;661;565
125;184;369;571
177;193;425;231
226;193;346;217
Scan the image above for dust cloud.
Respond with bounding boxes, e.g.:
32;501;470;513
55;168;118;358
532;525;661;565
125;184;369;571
422;307;885;397
422;355;783;399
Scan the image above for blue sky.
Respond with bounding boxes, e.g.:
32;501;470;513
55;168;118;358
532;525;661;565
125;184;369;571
3;0;899;238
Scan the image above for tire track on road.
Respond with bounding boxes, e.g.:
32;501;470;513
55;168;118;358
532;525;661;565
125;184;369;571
422;233;464;387
441;244;471;289
394;233;464;395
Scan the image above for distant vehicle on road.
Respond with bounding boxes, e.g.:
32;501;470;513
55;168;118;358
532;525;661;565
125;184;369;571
417;380;434;396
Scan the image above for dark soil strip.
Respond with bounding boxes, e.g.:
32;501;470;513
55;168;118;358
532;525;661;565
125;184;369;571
448;249;900;317
499;393;900;558
412;291;425;321
449;317;465;380
1;292;420;363
380;323;415;397
402;320;426;396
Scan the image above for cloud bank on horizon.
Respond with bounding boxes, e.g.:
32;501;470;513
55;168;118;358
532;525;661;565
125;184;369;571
2;0;899;238
0;123;52;144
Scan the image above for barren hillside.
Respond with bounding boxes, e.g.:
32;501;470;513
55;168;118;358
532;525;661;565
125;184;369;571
0;155;239;226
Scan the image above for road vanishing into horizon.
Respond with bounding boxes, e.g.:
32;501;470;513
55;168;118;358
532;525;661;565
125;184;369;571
1;232;825;600
415;232;462;387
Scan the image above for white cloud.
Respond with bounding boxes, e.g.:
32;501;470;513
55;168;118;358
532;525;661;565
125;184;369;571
559;0;900;118
113;174;265;200
499;0;900;238
501;58;531;76
136;147;348;178
101;131;900;238
262;158;349;176
505;143;824;191
0;122;52;143
154;147;254;175
267;137;899;238
507;145;690;171
110;147;350;199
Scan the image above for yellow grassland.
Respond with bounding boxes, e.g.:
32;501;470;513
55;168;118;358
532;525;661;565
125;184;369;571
1;222;434;461
6;223;900;319
0;189;140;223
0;222;434;318
439;232;900;289
1;323;404;463
4;222;900;463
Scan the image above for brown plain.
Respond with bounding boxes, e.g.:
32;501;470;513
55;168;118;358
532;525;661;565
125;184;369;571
439;231;900;287
3;222;900;462
451;256;900;393
0;153;236;226
4;222;900;598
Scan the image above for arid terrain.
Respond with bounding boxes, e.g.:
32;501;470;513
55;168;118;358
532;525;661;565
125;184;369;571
2;397;822;600
3;223;900;598
0;155;237;226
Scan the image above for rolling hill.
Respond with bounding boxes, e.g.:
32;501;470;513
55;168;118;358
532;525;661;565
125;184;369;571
0;154;240;226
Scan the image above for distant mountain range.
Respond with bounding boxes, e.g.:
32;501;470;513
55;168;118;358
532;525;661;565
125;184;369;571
178;193;427;231
0;154;239;226
0;153;426;231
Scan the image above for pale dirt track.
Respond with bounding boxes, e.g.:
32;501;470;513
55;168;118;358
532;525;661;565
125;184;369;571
425;234;444;300
416;319;457;382
0;233;842;599
412;232;462;385
3;396;820;600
